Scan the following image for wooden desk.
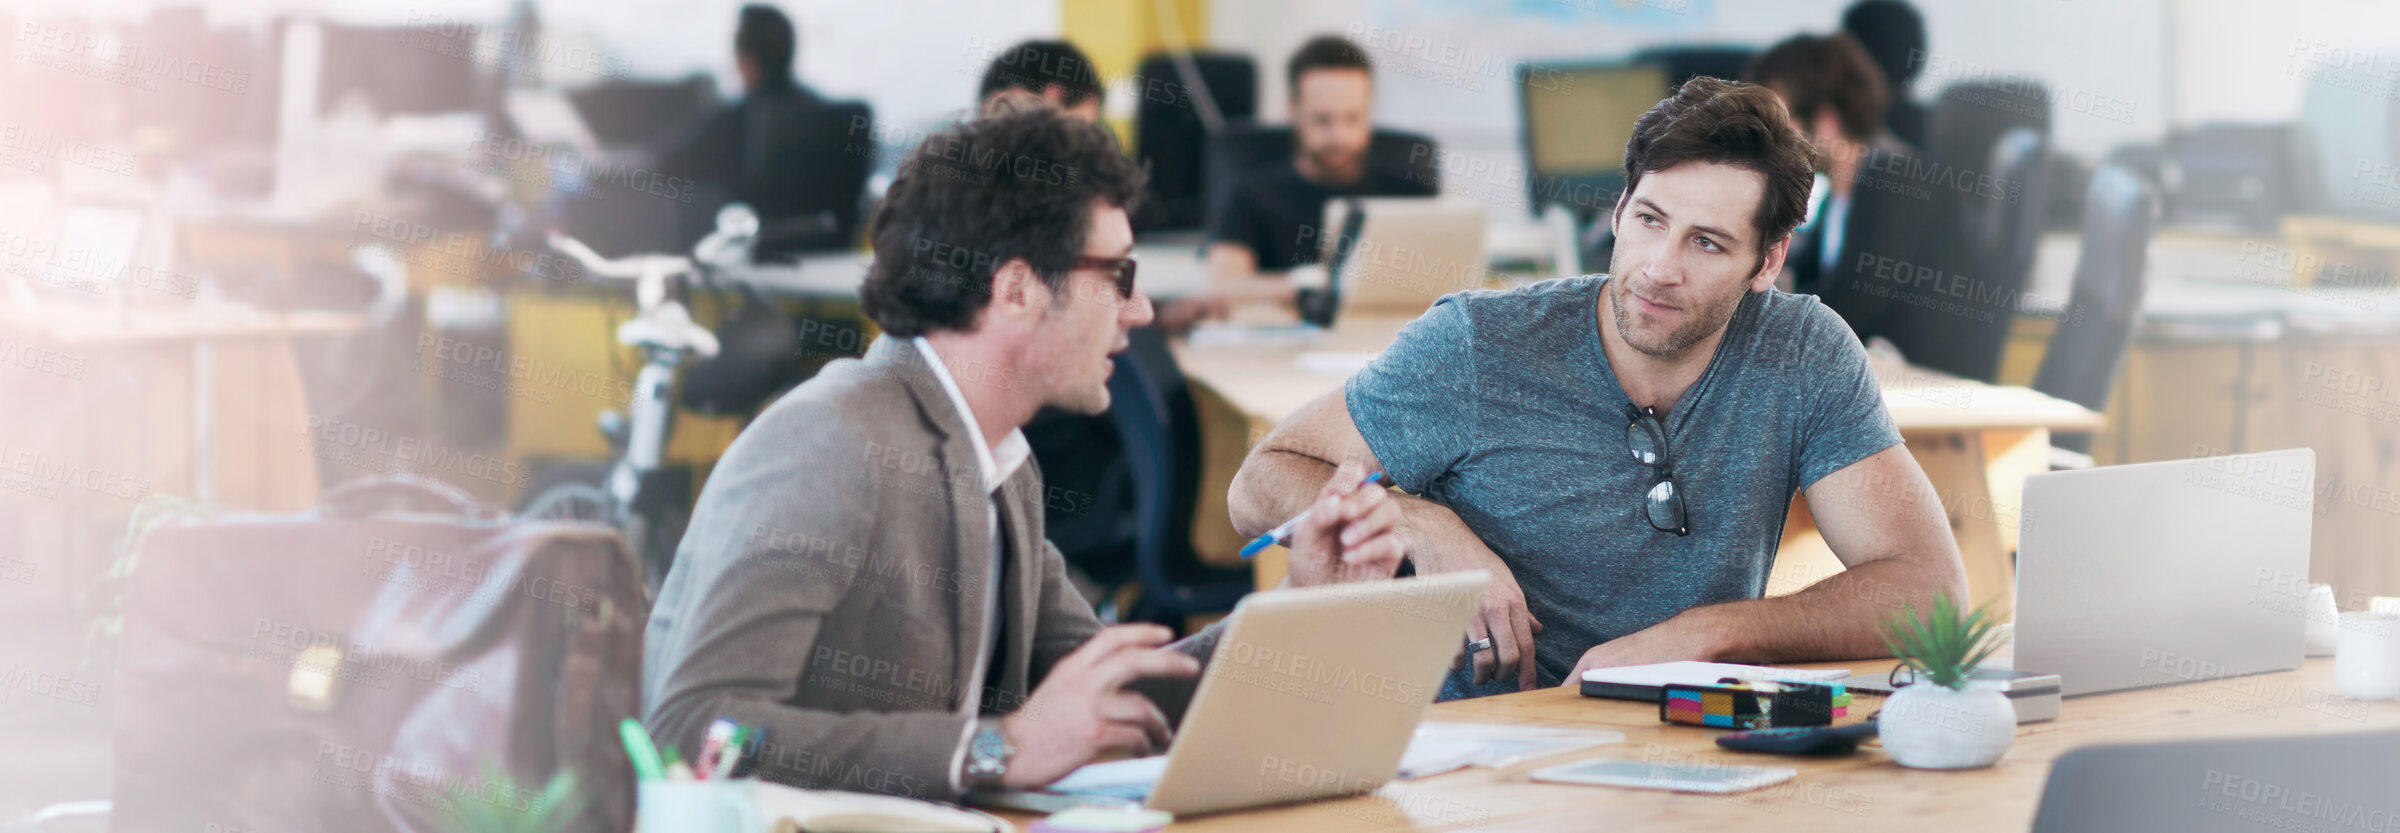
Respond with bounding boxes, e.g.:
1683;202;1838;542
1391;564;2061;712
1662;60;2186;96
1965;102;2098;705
1173;311;2103;613
990;657;2400;832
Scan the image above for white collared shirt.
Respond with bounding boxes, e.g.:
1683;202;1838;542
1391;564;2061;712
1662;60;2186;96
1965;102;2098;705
914;336;1031;793
912;336;1031;495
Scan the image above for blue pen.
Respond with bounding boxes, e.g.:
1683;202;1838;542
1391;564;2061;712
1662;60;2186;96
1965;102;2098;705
1239;472;1385;558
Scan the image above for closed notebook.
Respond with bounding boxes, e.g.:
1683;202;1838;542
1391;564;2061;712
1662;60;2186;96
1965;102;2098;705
1578;661;1850;702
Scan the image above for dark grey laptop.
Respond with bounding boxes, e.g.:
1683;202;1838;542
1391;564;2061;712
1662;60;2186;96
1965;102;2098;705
2032;731;2400;833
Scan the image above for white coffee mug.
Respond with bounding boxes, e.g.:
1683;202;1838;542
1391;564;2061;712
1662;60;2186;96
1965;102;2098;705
638;780;760;833
2304;584;2341;657
2333;611;2400;701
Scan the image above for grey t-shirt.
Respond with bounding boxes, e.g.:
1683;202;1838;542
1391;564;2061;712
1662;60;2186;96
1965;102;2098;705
1344;274;1902;699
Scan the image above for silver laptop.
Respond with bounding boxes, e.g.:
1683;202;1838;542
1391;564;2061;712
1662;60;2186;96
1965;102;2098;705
973;570;1490;815
1318;198;1490;326
2008;448;2314;695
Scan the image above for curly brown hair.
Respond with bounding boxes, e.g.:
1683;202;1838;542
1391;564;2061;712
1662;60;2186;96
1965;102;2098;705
862;107;1147;337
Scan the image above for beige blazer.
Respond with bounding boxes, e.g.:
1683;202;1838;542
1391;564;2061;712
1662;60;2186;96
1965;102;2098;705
642;336;1213;800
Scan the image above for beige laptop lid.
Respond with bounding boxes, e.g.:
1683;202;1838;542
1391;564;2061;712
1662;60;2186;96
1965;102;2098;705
1143;570;1490;815
1318;198;1491;326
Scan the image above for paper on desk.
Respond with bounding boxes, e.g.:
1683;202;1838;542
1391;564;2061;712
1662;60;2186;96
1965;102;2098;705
1296;350;1377;376
1578;661;1849;687
1049;755;1168;791
1185;322;1327;350
1410;722;1626;770
1048;732;1518;790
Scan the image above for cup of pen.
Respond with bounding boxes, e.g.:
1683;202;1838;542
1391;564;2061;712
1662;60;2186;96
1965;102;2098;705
639;780;761;833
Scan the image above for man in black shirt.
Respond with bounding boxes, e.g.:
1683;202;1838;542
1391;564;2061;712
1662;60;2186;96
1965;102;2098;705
658;5;863;254
1202;35;1434;311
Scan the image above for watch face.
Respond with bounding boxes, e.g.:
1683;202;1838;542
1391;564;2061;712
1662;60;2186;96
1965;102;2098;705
969;726;1010;776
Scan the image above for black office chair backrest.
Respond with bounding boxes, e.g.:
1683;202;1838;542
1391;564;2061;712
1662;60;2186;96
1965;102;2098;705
2032;730;2400;833
741;97;874;257
2032;165;2157;453
1132;52;1258;232
570;76;720;152
1966;126;2051;299
1928;80;2050;186
1106;327;1249;625
1201;124;1441;233
1630;44;1758;93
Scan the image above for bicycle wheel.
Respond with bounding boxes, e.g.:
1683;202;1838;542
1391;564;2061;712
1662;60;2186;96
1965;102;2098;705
520;481;616;526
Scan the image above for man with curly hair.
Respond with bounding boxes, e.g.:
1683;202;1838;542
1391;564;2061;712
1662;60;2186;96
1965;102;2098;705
643;107;1408;799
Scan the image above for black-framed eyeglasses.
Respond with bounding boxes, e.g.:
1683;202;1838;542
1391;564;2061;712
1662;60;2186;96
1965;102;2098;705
1625;405;1690;536
1075;256;1139;299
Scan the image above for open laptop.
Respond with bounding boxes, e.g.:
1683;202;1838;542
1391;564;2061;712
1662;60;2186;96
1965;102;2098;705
1317;198;1490;327
2005;448;2314;695
972;570;1490;816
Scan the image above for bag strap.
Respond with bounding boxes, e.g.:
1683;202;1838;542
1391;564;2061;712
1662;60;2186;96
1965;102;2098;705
318;475;497;520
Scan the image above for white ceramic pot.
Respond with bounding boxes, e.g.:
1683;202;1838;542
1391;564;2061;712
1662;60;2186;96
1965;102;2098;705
1878;679;2015;769
2304;584;2342;657
2334;611;2400;701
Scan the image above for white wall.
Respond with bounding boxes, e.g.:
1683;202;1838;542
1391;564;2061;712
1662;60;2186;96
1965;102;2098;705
148;0;1058;135
2169;0;2400;126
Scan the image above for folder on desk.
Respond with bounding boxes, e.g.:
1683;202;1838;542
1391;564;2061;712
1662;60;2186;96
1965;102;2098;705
1577;661;1850;702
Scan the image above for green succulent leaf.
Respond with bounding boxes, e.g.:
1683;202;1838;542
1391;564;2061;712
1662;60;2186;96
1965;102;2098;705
1878;591;2009;690
437;765;586;833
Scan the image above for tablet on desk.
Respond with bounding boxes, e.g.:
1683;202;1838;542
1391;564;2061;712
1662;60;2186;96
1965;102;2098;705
1528;758;1796;794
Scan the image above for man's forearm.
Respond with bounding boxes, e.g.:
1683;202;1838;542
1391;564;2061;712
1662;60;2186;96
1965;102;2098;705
1674;554;1965;664
1228;449;1338;537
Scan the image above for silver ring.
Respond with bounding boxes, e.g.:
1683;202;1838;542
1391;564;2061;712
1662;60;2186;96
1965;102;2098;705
1465;637;1495;654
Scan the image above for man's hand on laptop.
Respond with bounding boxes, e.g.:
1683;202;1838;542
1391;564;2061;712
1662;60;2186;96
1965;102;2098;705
1284;462;1406;587
999;624;1199;787
1397;499;1543;691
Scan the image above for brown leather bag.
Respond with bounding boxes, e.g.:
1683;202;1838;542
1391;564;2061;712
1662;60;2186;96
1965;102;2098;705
111;477;647;833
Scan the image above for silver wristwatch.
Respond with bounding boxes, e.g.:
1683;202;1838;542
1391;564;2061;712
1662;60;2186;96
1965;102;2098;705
965;719;1013;787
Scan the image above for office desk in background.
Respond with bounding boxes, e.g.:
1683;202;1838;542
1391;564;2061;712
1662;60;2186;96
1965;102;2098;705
983;656;2399;833
1173;313;2103;614
2015;226;2400;601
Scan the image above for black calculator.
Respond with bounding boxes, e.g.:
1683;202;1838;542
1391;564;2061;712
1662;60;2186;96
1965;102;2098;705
1714;720;1881;756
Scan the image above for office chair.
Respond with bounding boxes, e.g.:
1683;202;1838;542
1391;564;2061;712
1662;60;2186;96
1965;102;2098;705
1630;45;1758;93
1968;126;2052;310
2032;731;2400;833
2032;165;2157;459
1880;108;2053;383
1132;52;1258;233
740;98;875;259
569;75;720;151
1201;124;1441;232
1928;80;2050;182
1107;326;1250;631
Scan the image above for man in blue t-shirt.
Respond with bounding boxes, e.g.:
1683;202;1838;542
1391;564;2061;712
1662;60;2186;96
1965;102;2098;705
1228;77;1969;699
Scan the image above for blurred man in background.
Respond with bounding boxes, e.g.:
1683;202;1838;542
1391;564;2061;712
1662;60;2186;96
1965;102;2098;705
1745;32;1899;299
1747;30;1968;360
1202;35;1433;310
659;4;862;254
1841;0;1931;147
977;39;1106;121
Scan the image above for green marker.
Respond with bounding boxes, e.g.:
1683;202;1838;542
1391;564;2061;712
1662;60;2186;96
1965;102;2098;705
620;718;665;781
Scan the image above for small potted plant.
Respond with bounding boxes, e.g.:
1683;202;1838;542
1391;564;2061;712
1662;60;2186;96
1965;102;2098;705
1877;592;2015;769
439;766;586;833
